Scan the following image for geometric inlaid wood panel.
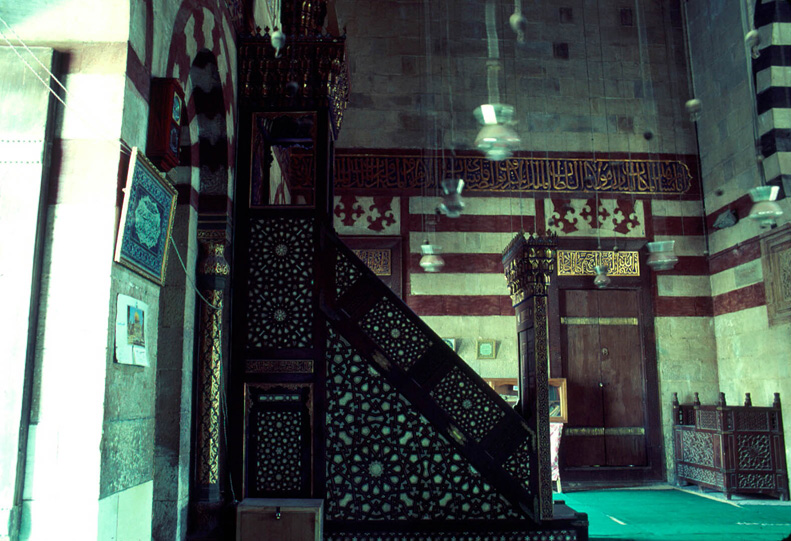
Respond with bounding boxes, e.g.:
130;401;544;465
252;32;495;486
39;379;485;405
246;217;314;349
325;323;522;522
246;384;311;497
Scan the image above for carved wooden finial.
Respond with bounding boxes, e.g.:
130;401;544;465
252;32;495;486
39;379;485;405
672;392;679;407
693;392;700;406
744;393;752;407
718;392;726;407
774;393;781;409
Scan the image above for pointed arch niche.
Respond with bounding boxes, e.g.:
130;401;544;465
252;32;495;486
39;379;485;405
153;47;232;539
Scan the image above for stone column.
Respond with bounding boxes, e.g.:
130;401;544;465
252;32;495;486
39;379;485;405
195;229;230;501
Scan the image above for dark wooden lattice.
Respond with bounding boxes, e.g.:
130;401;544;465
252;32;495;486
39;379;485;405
246;217;314;350
325;324;521;522
246;386;311;497
359;297;431;370
429;367;506;443
233;216;588;538
673;394;788;500
335;249;362;299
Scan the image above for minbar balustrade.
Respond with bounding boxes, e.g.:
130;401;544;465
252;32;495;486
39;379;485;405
239;30;349;139
502;231;559;519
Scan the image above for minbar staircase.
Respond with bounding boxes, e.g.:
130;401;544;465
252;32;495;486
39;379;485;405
231;210;588;540
231;2;587;534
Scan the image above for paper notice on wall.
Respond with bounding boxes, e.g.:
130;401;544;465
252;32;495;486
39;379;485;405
115;294;149;367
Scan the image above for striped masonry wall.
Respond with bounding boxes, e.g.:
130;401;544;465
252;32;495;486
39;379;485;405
688;0;791;475
648;199;718;477
334;190;710;384
755;0;791;196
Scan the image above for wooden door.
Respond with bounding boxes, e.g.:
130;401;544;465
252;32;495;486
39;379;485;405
560;289;647;468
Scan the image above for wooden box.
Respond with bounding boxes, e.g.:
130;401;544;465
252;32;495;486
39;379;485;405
146;78;184;172
237;498;323;541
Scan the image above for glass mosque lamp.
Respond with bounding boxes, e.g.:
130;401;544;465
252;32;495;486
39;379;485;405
747;185;783;229
593;265;611;288
438;178;465;218
419;242;445;272
473;104;520;161
646;240;678;272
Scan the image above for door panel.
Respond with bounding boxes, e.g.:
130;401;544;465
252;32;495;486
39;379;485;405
599;325;644;426
564;324;605;466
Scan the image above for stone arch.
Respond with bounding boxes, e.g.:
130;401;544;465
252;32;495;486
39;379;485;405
151;6;237;538
165;2;237;200
188;49;229;197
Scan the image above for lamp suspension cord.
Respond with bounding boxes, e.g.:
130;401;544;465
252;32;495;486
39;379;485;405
681;0;711;257
444;0;459;212
444;0;456;158
420;0;430;240
581;0;598;246
267;0;281;30
630;0;652;251
595;0;611;251
485;0;501;105
657;0;687;242
512;0;524;235
634;0;658;220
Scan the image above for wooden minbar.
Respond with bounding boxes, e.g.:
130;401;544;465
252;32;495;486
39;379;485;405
672;392;788;500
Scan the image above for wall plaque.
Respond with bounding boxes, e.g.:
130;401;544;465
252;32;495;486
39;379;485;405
761;224;791;327
352;248;391;276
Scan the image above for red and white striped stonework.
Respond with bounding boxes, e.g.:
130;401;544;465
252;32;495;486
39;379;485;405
754;0;791;196
126;0;238;213
649;199;711;318
334;195;712;316
334;190;711;378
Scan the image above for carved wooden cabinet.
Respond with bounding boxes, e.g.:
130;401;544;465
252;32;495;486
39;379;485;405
672;392;788;500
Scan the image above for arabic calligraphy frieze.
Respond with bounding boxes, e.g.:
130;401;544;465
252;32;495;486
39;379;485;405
556;250;640;276
317;153;694;195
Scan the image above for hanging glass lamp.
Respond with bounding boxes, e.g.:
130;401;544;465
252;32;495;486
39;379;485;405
593;265;611;288
438;178;465;218
646;240;678;271
473;104;520;161
419;242;445;272
747;185;783;229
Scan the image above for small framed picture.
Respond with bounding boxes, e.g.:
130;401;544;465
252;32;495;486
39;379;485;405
442;338;457;352
476;339;497;359
114;147;177;285
548;378;568;423
115;294;149;366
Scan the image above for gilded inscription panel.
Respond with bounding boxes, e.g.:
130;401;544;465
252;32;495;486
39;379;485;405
352;248;392;276
556;250;640;276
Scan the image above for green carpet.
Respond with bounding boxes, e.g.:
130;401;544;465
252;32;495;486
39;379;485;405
554;488;791;541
